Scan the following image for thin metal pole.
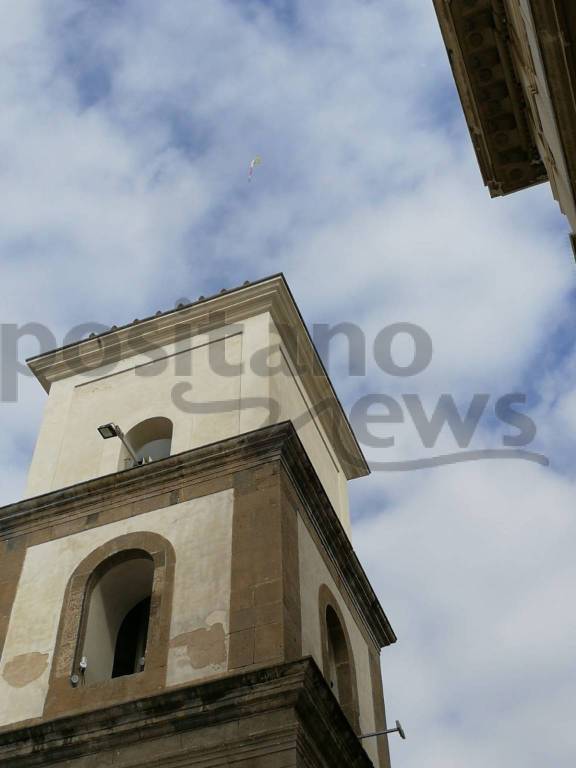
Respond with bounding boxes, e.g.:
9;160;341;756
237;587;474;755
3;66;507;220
359;728;397;740
115;426;139;463
360;720;406;741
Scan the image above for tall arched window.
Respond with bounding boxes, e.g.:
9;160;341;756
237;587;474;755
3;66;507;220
326;605;352;704
46;532;175;718
319;586;360;733
120;417;173;469
80;551;154;684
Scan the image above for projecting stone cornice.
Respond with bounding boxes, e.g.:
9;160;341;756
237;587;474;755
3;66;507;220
433;0;547;196
26;273;369;480
0;658;375;767
0;422;396;650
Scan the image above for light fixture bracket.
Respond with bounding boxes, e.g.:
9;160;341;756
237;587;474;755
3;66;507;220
97;423;119;440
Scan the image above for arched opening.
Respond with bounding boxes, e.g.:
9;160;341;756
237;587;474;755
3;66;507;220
119;417;173;469
46;532;176;718
79;551;154;684
112;597;151;678
325;604;356;725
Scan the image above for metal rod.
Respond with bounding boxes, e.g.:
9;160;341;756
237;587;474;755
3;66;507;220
115;425;139;463
359;728;397;740
360;720;406;741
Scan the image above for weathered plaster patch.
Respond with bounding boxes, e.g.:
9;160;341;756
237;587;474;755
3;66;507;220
3;653;49;688
170;624;226;668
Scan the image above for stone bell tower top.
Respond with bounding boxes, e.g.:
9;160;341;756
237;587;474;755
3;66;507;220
25;274;368;533
0;274;394;768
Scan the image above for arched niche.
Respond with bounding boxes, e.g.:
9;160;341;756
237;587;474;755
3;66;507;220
80;551;154;684
45;532;175;718
119;417;173;469
319;584;360;733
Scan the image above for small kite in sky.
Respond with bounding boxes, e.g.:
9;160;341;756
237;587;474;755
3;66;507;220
248;155;262;181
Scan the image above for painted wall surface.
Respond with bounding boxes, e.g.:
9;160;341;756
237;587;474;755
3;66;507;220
0;489;233;727
26;311;351;528
297;517;380;767
25;325;246;497
268;320;350;532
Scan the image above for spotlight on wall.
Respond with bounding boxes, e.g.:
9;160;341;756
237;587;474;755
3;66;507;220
359;720;406;742
97;423;138;463
97;423;119;440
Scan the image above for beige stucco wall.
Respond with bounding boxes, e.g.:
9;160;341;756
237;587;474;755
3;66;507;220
268;320;351;533
0;489;233;727
26;312;351;527
297;517;380;767
25;323;247;497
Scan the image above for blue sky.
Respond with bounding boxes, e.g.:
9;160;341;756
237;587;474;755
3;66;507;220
1;2;576;766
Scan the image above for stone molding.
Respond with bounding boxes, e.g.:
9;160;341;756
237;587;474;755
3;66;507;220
0;658;375;768
0;423;396;651
433;0;547;196
26;274;368;480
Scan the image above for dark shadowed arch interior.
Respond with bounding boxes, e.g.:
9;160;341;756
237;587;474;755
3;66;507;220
326;604;355;722
46;531;176;718
80;551;154;684
112;597;151;678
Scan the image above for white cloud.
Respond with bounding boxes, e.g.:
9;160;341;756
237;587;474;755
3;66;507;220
0;2;574;766
355;460;576;768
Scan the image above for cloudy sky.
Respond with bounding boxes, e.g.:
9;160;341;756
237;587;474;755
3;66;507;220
1;1;575;766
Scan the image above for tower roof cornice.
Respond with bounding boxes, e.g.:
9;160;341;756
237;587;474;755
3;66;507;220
27;274;369;480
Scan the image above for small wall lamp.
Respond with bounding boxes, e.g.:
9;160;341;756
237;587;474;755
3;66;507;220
97;423;138;464
97;423;118;440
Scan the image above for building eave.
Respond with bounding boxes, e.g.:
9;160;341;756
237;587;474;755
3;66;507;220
433;0;548;196
27;274;369;481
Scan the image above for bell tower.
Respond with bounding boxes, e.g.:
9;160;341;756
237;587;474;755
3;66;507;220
0;275;396;767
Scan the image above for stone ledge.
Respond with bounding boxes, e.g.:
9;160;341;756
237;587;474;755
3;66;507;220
0;422;396;650
0;422;293;539
0;658;375;768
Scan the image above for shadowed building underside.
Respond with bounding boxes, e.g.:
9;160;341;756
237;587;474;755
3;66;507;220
434;0;576;242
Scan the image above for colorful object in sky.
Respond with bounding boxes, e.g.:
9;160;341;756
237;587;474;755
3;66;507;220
248;156;262;181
